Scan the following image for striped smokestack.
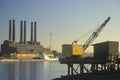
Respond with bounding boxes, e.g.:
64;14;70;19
31;22;33;42
12;20;15;41
9;20;12;40
24;21;26;44
20;21;23;43
34;22;37;42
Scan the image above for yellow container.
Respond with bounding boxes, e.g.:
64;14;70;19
62;44;84;57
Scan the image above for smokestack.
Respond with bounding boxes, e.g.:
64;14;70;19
20;21;23;43
31;22;33;42
24;21;26;44
34;22;37;42
9;20;12;40
13;20;15;42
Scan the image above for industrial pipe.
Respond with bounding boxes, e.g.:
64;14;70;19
20;21;23;43
13;20;15;42
34;22;37;42
31;22;33;42
9;20;12;40
24;21;26;44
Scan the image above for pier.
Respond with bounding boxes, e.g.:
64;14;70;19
53;57;120;80
53;40;120;80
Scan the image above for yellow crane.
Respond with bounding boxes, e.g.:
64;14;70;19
62;17;111;57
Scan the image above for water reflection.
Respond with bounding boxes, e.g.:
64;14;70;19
8;63;14;80
0;61;66;80
19;62;37;80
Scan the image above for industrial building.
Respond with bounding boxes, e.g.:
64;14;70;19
0;20;50;59
93;41;119;59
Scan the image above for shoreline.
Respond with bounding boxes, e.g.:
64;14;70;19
0;59;57;62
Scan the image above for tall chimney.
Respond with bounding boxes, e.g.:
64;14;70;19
34;22;37;42
20;21;23;43
24;21;26;44
13;20;15;42
9;20;12;40
31;22;33;42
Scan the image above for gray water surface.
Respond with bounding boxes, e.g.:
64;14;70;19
0;61;67;80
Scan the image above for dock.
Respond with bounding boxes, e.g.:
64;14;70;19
53;41;120;80
53;57;120;80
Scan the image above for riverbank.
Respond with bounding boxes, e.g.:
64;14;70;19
0;59;55;62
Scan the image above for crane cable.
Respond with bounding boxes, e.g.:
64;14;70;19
73;25;99;44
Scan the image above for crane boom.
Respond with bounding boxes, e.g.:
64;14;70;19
62;17;111;57
83;17;111;50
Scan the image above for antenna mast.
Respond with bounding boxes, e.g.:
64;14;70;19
49;32;52;52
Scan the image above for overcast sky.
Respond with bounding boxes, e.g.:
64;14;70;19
0;0;120;52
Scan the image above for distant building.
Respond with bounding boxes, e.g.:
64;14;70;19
0;20;50;59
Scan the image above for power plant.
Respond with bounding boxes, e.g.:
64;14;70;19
0;20;49;59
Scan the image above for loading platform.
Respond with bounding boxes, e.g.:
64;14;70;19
53;57;120;80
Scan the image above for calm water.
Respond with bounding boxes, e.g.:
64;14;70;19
0;61;67;80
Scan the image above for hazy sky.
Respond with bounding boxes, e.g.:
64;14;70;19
0;0;120;52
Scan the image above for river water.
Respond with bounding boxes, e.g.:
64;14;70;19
0;61;67;80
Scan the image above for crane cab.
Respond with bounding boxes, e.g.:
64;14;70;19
62;44;84;57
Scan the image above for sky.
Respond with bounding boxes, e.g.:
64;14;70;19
0;0;120;52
